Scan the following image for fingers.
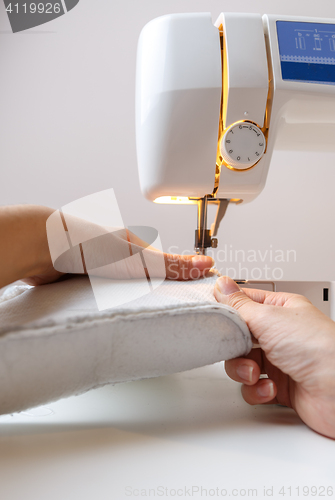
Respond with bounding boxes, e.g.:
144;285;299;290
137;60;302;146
225;356;291;407
225;356;278;404
240;287;278;305
86;243;214;281
116;229;215;280
124;229;215;281
225;358;261;385
125;249;213;281
235;286;299;306
242;287;311;308
215;277;311;310
164;254;214;280
241;379;277;405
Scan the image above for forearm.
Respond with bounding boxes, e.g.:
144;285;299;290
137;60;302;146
0;205;54;288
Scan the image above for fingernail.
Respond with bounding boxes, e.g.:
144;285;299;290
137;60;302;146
191;255;214;271
257;381;274;399
236;364;253;383
216;276;240;295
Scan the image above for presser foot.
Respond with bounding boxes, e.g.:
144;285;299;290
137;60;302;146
194;197;229;255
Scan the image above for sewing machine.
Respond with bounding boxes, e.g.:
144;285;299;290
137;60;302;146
135;12;335;318
136;13;335;255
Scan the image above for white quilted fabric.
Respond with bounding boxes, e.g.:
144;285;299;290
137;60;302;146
0;275;251;414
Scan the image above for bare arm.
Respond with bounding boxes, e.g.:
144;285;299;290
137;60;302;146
0;205;55;288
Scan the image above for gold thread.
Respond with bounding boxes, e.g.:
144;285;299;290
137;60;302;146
213;24;225;194
215;24;270;175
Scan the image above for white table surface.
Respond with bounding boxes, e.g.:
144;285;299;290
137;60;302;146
0;362;334;500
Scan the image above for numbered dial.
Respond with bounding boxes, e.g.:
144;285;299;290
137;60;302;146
220;122;266;170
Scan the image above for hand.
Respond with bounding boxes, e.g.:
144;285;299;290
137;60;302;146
0;205;213;287
26;226;214;286
214;276;335;439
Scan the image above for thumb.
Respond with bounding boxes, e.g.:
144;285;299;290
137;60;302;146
214;276;262;326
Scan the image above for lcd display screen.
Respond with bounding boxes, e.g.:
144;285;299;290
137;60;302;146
276;20;335;84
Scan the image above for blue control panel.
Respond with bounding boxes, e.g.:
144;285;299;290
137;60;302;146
276;20;335;84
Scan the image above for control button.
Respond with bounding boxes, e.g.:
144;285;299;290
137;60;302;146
220;122;266;170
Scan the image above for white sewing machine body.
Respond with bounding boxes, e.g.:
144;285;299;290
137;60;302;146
136;13;335;205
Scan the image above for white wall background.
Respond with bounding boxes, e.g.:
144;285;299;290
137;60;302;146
1;0;335;281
